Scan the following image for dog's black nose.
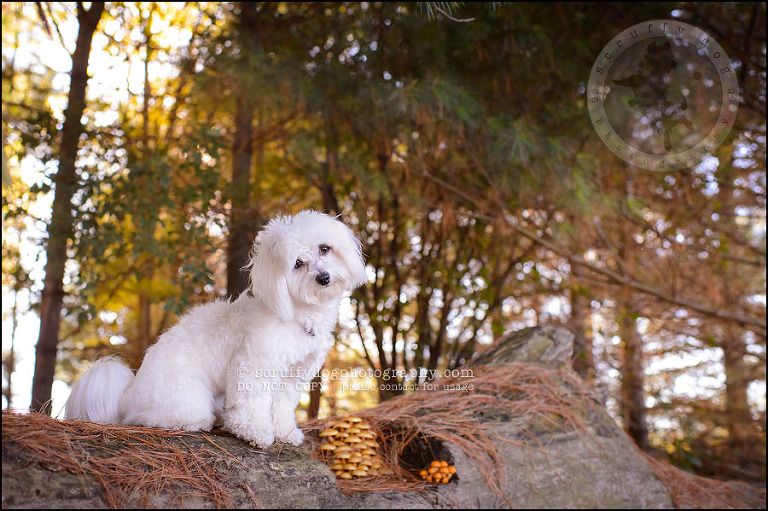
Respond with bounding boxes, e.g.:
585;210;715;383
315;272;331;286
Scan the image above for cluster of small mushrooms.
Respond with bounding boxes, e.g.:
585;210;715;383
419;460;456;484
318;415;393;479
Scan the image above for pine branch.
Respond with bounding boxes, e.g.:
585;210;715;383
417;168;766;334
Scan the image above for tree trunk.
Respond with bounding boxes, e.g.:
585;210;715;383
30;2;105;414
135;9;155;366
618;302;650;451
226;2;260;300
722;321;752;466
136;293;152;365
227;87;255;299
716;166;754;471
568;263;593;381
615;173;650;451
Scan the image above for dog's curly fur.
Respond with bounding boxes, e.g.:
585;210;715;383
66;210;367;447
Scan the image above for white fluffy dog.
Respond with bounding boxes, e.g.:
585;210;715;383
66;210;367;447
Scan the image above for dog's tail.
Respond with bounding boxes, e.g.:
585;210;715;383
65;357;134;424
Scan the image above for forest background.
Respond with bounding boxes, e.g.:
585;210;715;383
2;2;765;484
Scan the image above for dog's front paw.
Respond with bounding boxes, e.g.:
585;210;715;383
229;421;275;448
279;428;304;446
243;429;276;448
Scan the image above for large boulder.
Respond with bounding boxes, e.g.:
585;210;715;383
2;326;762;508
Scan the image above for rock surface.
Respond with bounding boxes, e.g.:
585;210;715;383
2;326;676;509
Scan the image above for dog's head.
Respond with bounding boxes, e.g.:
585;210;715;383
247;210;367;321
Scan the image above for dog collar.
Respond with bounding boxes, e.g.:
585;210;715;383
300;318;316;337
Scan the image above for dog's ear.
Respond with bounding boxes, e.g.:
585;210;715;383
339;223;368;290
247;219;295;321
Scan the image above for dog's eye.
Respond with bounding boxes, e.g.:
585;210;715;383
294;259;305;269
319;245;331;255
